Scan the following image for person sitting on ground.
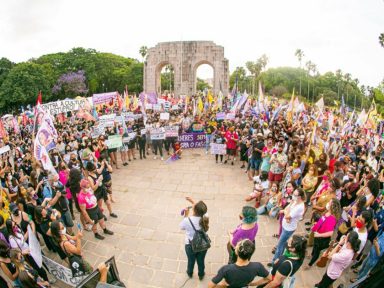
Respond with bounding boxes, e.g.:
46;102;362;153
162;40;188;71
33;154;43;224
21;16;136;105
209;239;271;288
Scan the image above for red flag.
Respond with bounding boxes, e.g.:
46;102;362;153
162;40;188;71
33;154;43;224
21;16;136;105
36;91;42;105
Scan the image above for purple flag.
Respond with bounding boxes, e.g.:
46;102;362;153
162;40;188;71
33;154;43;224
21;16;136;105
146;92;158;104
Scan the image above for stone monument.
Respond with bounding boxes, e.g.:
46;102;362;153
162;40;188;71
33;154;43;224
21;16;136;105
144;41;229;96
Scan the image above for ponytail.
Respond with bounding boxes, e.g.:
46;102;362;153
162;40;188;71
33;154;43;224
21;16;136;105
347;231;361;253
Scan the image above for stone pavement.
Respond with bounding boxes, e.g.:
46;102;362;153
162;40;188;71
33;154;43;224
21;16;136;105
52;149;351;288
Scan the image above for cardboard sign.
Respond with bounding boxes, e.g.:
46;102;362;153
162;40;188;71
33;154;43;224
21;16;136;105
41;99;88;115
42;256;85;287
91;125;104;138
99;114;116;127
178;132;206;149
28;225;42;268
150;128;166;140
226;113;236;120
123;132;136;143
171;105;179;111
160;112;170;121
216;112;225;121
210;143;227;155
105;135;123;149
0;145;10;155
165;126;179;138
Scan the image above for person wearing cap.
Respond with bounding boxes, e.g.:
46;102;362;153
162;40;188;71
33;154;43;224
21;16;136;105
248;133;265;181
227;206;258;264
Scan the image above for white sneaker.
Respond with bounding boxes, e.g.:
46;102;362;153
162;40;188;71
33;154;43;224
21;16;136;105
161;157;164;161
154;156;157;160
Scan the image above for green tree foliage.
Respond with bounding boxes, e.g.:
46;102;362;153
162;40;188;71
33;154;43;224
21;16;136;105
0;58;15;88
196;78;211;92
0;62;55;109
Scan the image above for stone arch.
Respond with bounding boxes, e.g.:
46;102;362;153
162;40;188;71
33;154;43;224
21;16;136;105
144;41;229;96
155;61;176;94
192;60;214;94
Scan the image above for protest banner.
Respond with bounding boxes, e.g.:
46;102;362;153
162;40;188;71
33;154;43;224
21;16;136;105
123;132;136;143
178;132;206;149
92;92;118;105
191;122;204;132
153;104;161;111
41;99;87;115
160;112;170;121
171;104;179;111
150;128;166;140
42;256;85;287
165;126;179;138
216;112;225;121
105;135;123;149
98;114;115;127
145;103;153;110
226;112;236;120
210;143;227;155
0;145;10;155
28;225;42;268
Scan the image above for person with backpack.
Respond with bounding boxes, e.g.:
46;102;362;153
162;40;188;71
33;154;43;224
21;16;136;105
179;197;210;280
209;239;271;288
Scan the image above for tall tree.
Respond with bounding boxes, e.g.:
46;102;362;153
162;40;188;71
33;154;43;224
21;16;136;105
246;54;269;96
139;46;148;62
294;49;305;96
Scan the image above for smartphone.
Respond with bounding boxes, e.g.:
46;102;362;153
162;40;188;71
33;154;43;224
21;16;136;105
77;223;83;232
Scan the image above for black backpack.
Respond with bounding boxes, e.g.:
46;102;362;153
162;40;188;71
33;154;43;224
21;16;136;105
188;217;211;253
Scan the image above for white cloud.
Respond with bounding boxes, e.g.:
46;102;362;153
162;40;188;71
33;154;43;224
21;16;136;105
0;0;383;86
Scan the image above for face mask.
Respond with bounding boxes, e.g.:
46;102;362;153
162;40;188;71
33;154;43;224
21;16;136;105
355;219;364;229
32;193;38;200
291;195;298;202
60;227;67;235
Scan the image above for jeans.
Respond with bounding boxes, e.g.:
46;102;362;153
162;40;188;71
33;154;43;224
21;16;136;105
205;134;213;151
272;228;295;262
153;140;163;157
185;244;207;277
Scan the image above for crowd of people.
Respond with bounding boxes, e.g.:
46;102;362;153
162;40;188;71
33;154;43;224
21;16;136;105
178;94;384;288
0;91;383;288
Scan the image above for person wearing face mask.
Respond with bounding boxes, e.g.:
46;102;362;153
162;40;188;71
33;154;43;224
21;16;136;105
6;219;50;283
315;231;361;288
302;164;318;205
304;198;341;270
50;220;92;276
264;235;307;288
256;183;281;218
9;203;35;241
351;210;372;255
268;143;288;185
78;179;113;240
151;123;165;160
0;240;20;287
270;189;305;266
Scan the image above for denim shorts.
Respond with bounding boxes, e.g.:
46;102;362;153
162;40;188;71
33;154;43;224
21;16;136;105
249;158;262;170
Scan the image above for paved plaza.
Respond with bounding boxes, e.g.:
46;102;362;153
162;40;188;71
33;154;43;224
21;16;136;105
51;149;350;288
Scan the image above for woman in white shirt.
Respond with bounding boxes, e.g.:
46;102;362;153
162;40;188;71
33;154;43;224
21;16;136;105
180;197;209;280
6;219;49;282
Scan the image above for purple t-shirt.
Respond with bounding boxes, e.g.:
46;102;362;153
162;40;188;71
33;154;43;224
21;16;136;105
231;223;258;247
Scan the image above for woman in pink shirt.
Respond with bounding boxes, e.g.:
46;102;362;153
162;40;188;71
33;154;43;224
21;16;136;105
78;179;114;240
305;198;341;269
315;231;360;288
58;162;74;218
224;126;238;165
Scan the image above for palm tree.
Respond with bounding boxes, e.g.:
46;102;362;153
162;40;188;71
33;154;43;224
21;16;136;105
139;46;148;62
246;54;269;97
295;49;305;96
379;33;384;48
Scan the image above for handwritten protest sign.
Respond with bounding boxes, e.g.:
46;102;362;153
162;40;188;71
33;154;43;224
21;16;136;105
41;99;87;115
150;128;166;140
91;125;104;138
123;132;136;143
216;112;225;121
42;256;85;287
99;114;115;127
0;145;10;155
105;135;122;149
226;113;236;120
210;143;227;155
165;126;179;138
160;112;170;121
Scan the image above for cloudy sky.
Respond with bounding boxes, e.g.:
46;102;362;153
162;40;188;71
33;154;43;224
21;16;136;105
0;0;383;86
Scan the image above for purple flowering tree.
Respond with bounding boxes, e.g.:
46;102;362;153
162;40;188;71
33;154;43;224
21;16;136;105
52;70;88;98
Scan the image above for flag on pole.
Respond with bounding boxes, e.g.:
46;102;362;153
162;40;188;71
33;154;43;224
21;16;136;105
36;91;42;105
197;96;204;113
315;97;325;112
207;90;213;104
286;89;295;124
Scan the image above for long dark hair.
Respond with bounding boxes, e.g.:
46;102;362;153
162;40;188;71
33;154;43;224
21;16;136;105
194;201;209;232
347;231;361;253
291;234;307;260
50;221;62;244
